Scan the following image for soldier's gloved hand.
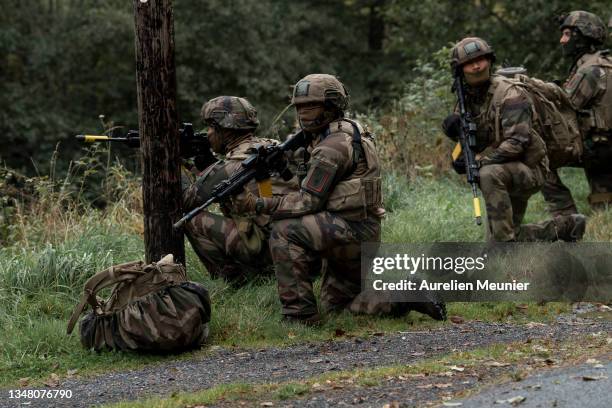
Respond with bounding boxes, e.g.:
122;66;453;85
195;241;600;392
229;191;258;214
451;155;466;175
442;113;461;142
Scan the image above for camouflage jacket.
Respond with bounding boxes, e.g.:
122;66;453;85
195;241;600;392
182;135;298;227
564;50;612;136
464;75;548;175
259;118;384;222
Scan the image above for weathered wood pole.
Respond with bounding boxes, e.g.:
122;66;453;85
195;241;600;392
133;0;185;265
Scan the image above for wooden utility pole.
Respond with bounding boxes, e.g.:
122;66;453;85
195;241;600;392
133;0;185;265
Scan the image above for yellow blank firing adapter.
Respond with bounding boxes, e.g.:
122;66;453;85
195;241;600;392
474;197;482;225
257;179;273;198
76;135;110;143
452;143;462;161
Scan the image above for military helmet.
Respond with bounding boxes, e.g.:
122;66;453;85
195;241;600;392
291;74;349;111
201;96;259;130
451;37;496;68
559;11;607;44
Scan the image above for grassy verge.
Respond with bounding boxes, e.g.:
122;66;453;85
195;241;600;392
103;330;612;407
0;167;607;387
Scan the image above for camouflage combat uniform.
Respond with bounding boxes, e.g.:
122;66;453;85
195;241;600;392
555;11;612;210
183;136;297;283
448;38;586;242
262;119;383;318
182;96;298;283
243;74;385;319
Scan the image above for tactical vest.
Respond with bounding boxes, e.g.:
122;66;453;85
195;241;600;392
323;119;384;221
479;76;548;172
567;51;612;137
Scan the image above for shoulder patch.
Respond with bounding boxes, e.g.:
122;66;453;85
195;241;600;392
302;159;337;197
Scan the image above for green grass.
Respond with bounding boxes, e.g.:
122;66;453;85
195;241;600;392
0;168;607;387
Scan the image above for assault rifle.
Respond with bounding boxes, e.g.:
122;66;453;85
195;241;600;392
173;130;310;229
76;123;216;171
451;69;482;225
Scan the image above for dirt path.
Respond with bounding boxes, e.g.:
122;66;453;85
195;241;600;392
1;317;610;408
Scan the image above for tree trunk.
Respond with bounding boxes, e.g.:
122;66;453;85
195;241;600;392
133;0;185;265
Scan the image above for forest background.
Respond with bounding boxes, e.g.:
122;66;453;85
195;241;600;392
2;0;611;174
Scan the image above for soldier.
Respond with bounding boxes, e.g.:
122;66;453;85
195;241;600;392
559;11;612;210
444;37;586;242
231;74;446;324
182;96;298;285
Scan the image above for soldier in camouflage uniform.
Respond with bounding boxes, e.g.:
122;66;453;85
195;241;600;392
444;38;586;242
232;74;446;324
182;96;298;284
558;11;612;210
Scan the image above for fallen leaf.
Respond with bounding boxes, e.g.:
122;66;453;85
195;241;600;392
450;315;465;324
448;365;465;372
582;375;607;381
496;396;526;405
334;328;346;337
260;402;274;407
508;396;526;405
43;373;60;388
486;361;510;367
515;304;529;311
18;378;30;387
382;402;400;408
287;332;296;339
406;373;427;378
312;382;322;388
526;322;546;328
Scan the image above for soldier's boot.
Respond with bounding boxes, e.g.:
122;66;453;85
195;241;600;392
407;301;448;321
282;313;322;327
555;214;587;242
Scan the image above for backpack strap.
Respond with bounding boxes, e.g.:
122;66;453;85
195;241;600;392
340;118;365;169
67;261;145;334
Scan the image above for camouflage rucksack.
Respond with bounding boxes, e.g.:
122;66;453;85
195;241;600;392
493;71;583;169
67;255;211;352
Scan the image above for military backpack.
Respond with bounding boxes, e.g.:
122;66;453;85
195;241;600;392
67;254;211;352
493;72;583;169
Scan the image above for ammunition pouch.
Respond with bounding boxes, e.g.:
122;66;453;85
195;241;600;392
232;215;266;256
326;177;382;219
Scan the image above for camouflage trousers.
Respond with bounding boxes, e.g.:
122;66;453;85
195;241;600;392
541;168;578;216
541;166;612;214
185;211;272;284
268;212;381;317
479;162;563;242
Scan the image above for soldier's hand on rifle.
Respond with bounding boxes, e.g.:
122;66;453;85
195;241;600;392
229;190;259;214
451;155;467;175
442;113;461;142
